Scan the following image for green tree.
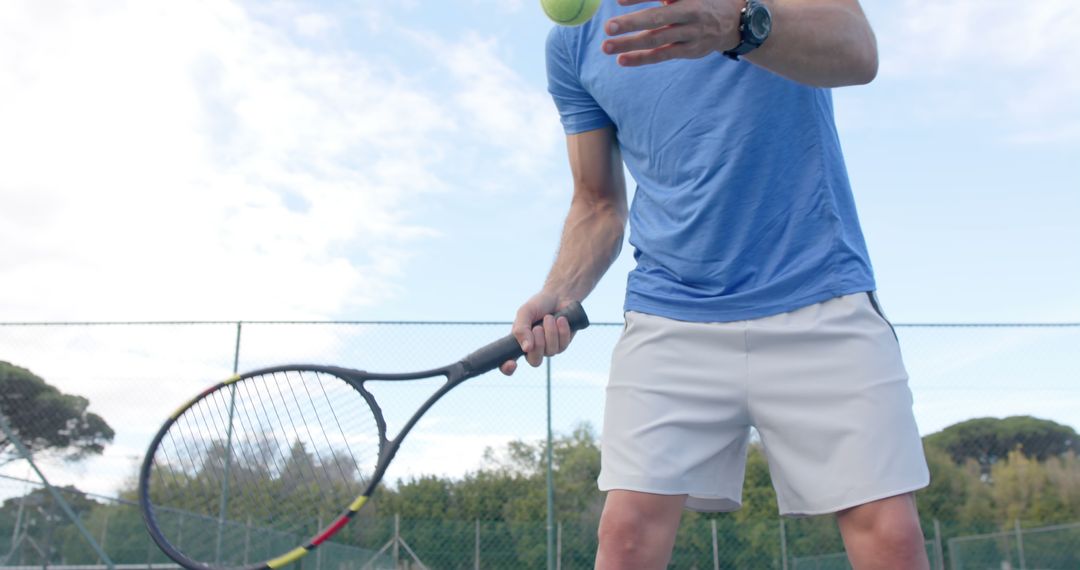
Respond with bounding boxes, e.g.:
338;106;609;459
0;485;99;565
0;361;115;463
991;448;1071;526
917;444;971;526
924;416;1079;472
732;445;784;568
1044;451;1080;520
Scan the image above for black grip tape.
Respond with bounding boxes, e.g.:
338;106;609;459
460;302;590;376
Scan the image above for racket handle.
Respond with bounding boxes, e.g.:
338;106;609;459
461;301;590;375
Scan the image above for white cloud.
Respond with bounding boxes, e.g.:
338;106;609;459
0;1;567;322
470;0;527;14
0;0;581;500
0;1;454;321
881;0;1080;71
294;12;338;37
405;30;563;184
871;0;1080;143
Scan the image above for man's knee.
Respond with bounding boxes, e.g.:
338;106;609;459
597;509;650;558
838;494;928;564
598;504;671;547
858;513;925;554
596;490;685;567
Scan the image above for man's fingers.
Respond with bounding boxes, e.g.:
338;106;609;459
511;301;578;369
512;305;538;352
543;314;560;356
527;324;546;367
605;3;690;36
556;315;573;353
603;24;689;55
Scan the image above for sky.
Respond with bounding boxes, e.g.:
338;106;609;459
1;0;1079;498
2;0;1077;325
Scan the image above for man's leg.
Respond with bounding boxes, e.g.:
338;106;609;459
595;490;687;570
835;493;930;570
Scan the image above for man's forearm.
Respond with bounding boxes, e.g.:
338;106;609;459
542;194;626;304
747;1;878;87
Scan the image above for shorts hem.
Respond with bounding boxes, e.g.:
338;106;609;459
778;481;930;518
598;477;742;512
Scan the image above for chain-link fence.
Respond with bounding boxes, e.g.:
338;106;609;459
946;521;1080;570
7;470;1077;570
1;320;1078;568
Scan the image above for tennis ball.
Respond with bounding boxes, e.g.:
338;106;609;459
540;0;601;26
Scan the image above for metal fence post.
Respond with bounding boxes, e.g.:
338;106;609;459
315;516;324;570
711;519;719;570
244;517;252;565
947;537;959;570
233;320;243;372
546;357;555;570
394;514;400;568
1015;519;1026;570
215;321;243;564
475;519;480;570
933;519;945;570
556;521;562;570
780;518;788;570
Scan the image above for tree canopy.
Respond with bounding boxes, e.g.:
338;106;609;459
4;415;1079;568
923;415;1079;470
0;361;115;463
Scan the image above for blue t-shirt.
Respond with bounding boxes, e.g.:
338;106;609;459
546;1;876;322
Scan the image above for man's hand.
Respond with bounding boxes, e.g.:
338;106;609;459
499;293;577;376
602;0;879;87
602;0;743;67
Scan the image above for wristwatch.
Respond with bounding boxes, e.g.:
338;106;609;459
723;0;772;61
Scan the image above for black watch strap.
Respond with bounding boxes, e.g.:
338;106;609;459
723;40;759;61
723;0;770;61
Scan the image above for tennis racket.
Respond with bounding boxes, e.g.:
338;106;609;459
139;302;589;570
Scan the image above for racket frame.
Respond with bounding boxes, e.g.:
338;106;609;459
139;303;588;570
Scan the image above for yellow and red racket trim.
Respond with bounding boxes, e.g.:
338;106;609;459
167;375;242;420
264;496;369;569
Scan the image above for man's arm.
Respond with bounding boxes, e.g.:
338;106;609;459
500;125;627;375
601;0;878;88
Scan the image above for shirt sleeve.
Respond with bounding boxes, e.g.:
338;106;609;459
545;27;613;135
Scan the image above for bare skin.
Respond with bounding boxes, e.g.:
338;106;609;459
602;0;878;87
596;492;929;570
505;2;925;568
498;126;627;377
595;491;687;569
836;494;931;570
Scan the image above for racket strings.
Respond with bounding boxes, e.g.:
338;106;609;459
147;370;381;565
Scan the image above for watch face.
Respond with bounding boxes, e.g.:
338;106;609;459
747;6;772;43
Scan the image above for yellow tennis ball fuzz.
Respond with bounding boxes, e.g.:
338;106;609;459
541;0;601;26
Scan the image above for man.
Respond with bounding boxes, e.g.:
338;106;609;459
500;0;930;568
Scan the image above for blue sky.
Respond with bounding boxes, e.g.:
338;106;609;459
2;0;1077;325
1;0;1078;495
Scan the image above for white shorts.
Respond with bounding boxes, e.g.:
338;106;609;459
598;292;930;516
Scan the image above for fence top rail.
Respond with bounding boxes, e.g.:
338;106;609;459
945;520;1080;544
0;472;137;507
0;566;182;570
1;320;1078;328
894;322;1080;328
